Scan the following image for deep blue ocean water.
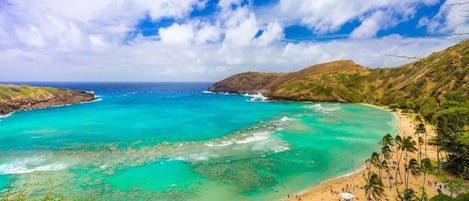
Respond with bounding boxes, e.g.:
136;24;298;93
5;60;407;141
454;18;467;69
0;82;397;200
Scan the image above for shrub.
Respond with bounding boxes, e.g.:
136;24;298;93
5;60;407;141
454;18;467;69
430;194;455;201
389;103;400;110
455;193;469;201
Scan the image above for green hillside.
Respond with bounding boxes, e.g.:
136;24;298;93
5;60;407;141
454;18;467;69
0;84;59;100
210;40;468;122
272;40;468;113
0;84;95;115
210;40;469;177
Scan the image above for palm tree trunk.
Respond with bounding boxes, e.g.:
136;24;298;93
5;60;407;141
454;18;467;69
405;166;409;189
422;172;427;196
418;138;421;163
395;149;403;197
366;160;372;174
437;145;440;174
404;151;409;189
378;164;383;179
395;152;400;186
389;178;392;189
424;134;427;158
436;130;441;174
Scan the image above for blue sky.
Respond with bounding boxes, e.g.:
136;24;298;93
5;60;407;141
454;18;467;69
132;0;445;41
0;0;468;81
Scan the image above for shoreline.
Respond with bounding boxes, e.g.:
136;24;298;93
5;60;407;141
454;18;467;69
0;97;100;118
285;104;440;201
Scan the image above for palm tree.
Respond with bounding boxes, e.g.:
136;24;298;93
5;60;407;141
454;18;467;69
365;172;384;201
380;144;392;183
381;144;392;161
395;136;417;197
405;158;420;189
417;136;424;162
414;119;426;164
394;135;403;196
394;135;402;154
380;160;392;189
370;152;381;169
420;158;432;194
366;158;372;172
402;137;417;163
381;133;394;148
403;188;419;201
402;136;417;185
415;117;427;158
380;134;393;163
380;135;393;161
379;133;394;188
414;119;423;162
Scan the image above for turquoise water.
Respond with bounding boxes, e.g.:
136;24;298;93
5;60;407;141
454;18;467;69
0;83;397;200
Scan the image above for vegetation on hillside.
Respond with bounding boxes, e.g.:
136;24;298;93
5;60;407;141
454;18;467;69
0;84;95;115
370;41;469;179
270;60;369;102
365;131;467;201
210;40;469;179
0;85;58;100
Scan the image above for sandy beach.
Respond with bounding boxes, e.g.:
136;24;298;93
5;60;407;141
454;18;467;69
284;107;442;201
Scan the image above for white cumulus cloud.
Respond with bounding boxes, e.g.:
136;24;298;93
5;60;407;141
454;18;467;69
0;0;467;82
159;23;195;46
351;11;388;39
223;7;259;48
256;22;284;46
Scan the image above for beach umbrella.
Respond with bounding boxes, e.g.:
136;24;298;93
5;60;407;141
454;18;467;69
341;192;354;201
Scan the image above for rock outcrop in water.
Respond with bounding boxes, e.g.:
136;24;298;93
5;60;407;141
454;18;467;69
209;40;469;104
0;84;96;115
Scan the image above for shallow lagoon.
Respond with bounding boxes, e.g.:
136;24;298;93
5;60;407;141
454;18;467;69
0;83;397;200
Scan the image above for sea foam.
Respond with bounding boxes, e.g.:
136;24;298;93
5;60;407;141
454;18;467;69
306;103;341;113
0;112;13;122
244;93;268;102
235;133;270;144
205;140;233;147
0;156;67;175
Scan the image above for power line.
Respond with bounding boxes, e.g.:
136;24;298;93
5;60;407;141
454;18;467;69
445;1;469;6
384;55;422;60
421;32;469;37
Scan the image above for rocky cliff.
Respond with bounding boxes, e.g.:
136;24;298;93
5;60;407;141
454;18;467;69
0;84;96;115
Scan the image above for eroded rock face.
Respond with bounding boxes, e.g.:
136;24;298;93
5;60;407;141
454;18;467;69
208;72;283;95
208;60;369;102
0;88;95;115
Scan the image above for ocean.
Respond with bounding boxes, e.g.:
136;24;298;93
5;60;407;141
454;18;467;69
0;82;397;201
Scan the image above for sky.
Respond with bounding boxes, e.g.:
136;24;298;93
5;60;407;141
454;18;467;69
0;0;468;82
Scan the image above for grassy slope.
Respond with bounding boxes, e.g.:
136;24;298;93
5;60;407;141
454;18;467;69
213;40;468;104
372;40;468;117
270;40;468;109
210;39;469;177
0;84;95;115
0;84;59;100
211;40;468;122
270;60;370;102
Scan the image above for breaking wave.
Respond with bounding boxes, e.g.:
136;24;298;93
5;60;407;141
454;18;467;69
305;103;341;113
0;155;67;175
244;93;268;102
